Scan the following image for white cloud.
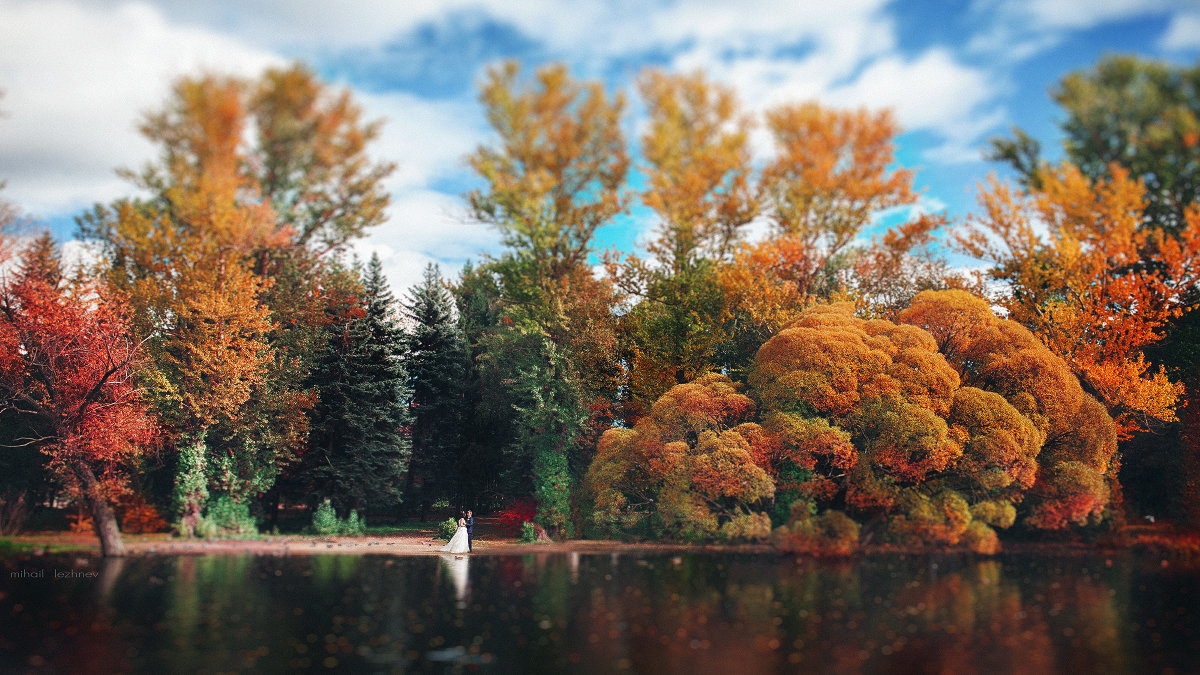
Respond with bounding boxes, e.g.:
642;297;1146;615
967;0;1190;62
685;48;1003;166
1015;0;1178;30
129;0;896;66
1161;12;1200;50
826;50;995;131
375;188;499;261
0;0;281;216
354;90;481;191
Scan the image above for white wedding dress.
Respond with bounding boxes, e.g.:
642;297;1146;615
441;521;470;554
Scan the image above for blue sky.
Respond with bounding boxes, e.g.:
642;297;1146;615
1;0;1199;292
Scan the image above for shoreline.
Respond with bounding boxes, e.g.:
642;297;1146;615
3;524;1199;560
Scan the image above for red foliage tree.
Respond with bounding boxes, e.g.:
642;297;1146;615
0;240;155;556
496;497;538;538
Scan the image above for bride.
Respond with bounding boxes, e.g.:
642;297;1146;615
441;512;470;554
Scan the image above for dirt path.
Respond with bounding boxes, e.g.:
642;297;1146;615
7;524;774;557
9;521;1197;558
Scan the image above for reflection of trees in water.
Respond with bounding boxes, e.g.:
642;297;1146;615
2;552;1188;672
516;554;1133;673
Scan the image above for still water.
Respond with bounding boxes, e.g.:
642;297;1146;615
1;550;1198;673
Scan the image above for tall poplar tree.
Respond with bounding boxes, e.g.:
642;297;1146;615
465;61;628;532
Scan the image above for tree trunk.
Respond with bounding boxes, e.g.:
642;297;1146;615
74;461;126;557
262;487;281;532
400;457;418;521
1181;394;1200;529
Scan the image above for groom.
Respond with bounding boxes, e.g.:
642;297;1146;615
466;510;474;552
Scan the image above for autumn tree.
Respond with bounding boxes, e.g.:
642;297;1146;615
758;102;917;295
988;54;1200;525
464;62;628;529
587;293;1117;549
80;63;393;531
615;70;758;415
990;54;1200;234
957;165;1200;438
897;290;1118;531
0;238;155;556
717;102;948;370
78;74;278;532
250;64;394;253
584;373;774;541
467;60;628;307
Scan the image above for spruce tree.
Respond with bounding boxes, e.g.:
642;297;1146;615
305;253;412;513
401;263;469;517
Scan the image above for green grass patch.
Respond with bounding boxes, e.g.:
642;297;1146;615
0;538;35;556
363;522;436;535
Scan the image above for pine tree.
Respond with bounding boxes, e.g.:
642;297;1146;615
16;231;63;288
305;254;412;513
401;264;469;516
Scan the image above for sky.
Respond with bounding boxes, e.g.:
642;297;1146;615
1;0;1199;294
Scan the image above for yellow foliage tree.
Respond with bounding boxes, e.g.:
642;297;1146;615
615;70;758;417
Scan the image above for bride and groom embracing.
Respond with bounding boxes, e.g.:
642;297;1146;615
441;509;474;554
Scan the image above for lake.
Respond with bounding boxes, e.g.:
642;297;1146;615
1;550;1198;673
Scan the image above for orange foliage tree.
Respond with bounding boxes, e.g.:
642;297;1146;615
586;292;1119;550
0;239;155;556
957;164;1200;438
79;74;285;533
897;290;1118;531
84;74;277;435
464;62;630;531
718;102;953;369
467;60;628;306
584;373;774;541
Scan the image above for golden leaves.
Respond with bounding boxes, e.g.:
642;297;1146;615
638;69;757;267
468;61;628;288
958;165;1200;435
763;103;915;241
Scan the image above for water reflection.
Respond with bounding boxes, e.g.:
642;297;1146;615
439;554;470;606
0;551;1196;673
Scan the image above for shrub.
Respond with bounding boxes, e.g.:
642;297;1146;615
970;500;1017;528
200;495;257;539
312;501;366;536
885;491;971;546
68;508;93;534
719;513;772;542
119;493;169;534
437;517;458;541
519;520;542;543
497;498;537;537
312;501;339;536
962;520;1000;554
343;510;365;535
773;506;860;556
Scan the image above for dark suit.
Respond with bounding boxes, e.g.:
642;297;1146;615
465;515;474;551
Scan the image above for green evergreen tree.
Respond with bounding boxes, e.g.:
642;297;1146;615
305;253;412;512
476;319;583;536
401;263;470;517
